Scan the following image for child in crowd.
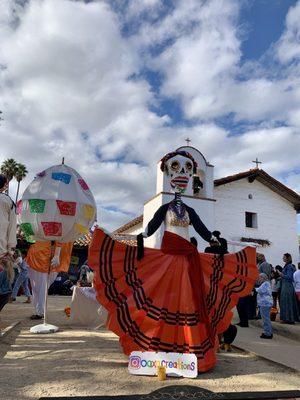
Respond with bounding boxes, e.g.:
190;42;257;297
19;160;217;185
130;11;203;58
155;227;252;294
256;273;273;339
270;269;281;308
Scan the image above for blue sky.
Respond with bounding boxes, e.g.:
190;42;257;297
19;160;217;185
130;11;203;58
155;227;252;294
240;0;296;60
1;0;300;232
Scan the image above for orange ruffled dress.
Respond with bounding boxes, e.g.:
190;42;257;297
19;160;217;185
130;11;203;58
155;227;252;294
89;228;257;372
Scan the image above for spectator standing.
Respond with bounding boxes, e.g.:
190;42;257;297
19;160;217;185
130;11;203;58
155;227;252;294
212;230;228;254
293;263;300;315
0;257;14;314
204;239;223;255
270;269;280;308
11;249;31;303
78;263;93;287
0;174;16;258
280;253;299;324
257;254;272;280
256;273;273;339
275;265;283;304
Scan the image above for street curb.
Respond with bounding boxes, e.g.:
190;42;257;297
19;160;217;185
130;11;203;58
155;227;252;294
232;344;300;373
250;320;300;342
0;321;21;338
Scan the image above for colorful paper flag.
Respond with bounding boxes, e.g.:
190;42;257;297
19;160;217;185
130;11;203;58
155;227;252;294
82;204;95;219
75;223;89;234
78;178;89;190
29;199;46;214
56;200;77;216
41;221;62;236
20;222;35;236
52;172;71;184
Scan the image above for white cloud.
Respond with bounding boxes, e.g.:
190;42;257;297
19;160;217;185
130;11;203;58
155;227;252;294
1;0;300;232
276;1;300;64
133;0;300;126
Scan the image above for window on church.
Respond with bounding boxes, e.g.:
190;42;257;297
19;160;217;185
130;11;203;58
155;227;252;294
245;212;257;228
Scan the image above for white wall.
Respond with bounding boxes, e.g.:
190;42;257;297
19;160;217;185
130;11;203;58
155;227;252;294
215;179;299;266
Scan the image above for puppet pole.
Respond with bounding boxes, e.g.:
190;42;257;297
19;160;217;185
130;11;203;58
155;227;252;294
43;251;51;326
30;242;59;334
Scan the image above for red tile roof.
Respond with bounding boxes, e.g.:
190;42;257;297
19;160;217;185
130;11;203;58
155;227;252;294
113;215;143;234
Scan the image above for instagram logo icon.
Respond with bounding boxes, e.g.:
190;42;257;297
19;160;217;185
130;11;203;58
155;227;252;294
129;356;141;369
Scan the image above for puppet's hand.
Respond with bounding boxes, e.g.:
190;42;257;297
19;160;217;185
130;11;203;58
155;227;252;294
51;255;60;267
51;246;61;267
211;235;220;244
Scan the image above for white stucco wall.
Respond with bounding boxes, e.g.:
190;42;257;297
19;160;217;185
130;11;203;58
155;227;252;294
120;225;143;235
214;179;299;266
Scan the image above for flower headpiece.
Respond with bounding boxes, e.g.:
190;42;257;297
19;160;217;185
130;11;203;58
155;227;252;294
160;151;198;174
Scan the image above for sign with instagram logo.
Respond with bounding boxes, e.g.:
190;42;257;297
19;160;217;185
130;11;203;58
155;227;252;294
128;351;197;378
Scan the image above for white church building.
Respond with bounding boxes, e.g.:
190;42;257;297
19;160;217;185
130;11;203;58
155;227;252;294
114;146;300;266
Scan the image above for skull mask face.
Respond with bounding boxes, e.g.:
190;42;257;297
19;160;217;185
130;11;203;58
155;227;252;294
164;154;194;193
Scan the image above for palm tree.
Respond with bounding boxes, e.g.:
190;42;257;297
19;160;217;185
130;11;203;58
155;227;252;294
1;158;18;194
15;163;28;203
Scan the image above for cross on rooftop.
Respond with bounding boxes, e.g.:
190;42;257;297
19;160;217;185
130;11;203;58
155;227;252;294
252;158;262;169
185;137;191;146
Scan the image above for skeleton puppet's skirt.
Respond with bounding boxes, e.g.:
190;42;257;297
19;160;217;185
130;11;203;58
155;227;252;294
89;228;257;372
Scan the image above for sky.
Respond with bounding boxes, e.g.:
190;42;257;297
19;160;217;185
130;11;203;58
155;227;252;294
1;0;300;231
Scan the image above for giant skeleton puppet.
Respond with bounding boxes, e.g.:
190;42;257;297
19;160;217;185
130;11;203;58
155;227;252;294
89;150;258;373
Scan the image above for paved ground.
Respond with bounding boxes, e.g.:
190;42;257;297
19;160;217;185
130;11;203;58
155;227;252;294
234;324;300;371
231;311;300;372
0;296;299;400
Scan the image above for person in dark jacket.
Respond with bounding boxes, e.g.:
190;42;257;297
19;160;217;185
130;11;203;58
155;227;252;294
280;253;299;324
212;230;228;254
0;256;14;313
257;254;272;280
204;239;223;254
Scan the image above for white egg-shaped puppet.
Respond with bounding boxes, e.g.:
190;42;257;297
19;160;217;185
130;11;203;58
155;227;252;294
20;164;96;242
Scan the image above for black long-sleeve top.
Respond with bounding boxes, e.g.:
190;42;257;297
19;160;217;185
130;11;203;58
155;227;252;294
145;202;212;243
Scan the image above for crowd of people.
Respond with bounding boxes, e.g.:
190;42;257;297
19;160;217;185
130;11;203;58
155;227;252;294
200;231;300;341
236;252;300;339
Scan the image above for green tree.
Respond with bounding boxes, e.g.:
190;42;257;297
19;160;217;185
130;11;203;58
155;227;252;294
15;163;28;203
1;158;18;194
